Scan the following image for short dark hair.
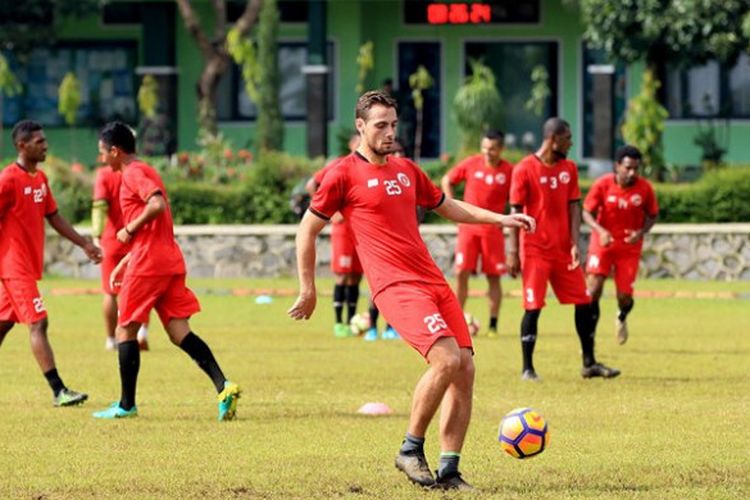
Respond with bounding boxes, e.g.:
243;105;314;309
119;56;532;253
355;90;397;120
11;120;43;145
542;117;570;138
100;121;136;154
483;129;505;143
615;144;642;163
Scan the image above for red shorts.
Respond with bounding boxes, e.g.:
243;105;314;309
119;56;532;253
0;279;47;324
331;222;362;275
454;225;506;276
521;257;590;310
586;244;641;295
118;274;200;328
100;244;129;295
374;281;472;359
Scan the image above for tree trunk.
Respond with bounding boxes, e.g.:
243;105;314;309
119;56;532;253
197;53;230;135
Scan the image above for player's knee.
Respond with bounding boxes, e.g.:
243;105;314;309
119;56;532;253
434;351;462;379
30;317;49;337
459;356;476;382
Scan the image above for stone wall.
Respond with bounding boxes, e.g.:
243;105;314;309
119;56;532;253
45;224;750;281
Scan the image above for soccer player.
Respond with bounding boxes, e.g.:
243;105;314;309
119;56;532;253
305;133;363;338
91;122;240;420
441;130;513;337
0;120;101;406
583;145;658;345
507;117;620;381
288;91;535;490
92;156;149;351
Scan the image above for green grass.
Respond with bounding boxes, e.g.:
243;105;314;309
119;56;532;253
1;277;748;498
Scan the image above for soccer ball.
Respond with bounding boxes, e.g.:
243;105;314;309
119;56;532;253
349;312;371;336
464;312;480;337
498;407;550;459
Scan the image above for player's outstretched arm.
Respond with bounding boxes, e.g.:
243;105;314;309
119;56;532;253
434;197;535;232
46;212;102;263
288;210;328;321
506;205;523;278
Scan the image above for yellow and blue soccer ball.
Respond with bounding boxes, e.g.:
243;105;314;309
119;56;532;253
498;407;550;459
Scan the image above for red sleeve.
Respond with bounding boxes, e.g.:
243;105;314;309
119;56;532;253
125;166;161;202
645;182;659;217
313;159;340;186
568;163;582;201
413;162;444;209
43;175;58;216
583;178;603;213
309;166;346;220
446;158;469;185
509;163;527;206
0;174;14;216
93;169;109;201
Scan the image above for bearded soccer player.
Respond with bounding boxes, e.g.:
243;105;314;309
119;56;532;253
0;120;101;406
441;130;513;338
92;156;149;351
92;122;240;420
305;133;364;338
288;91;535;490
583;145;658;345
507;118;620;381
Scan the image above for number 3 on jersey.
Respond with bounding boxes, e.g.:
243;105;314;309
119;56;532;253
384;180;402;196
424;313;447;334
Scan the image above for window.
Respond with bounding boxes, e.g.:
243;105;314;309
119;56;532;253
464;41;558;146
664;54;750;118
217;42;335;121
2;43;137;127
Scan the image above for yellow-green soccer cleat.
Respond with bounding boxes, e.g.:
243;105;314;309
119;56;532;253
217;381;241;421
53;388;88;407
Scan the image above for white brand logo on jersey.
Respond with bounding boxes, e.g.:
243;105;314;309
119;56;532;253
559;172;571;184
24;186;32;195
630;194;642;206
397;173;411;187
367;178;379;188
496;173;506;185
607;195;617;203
474;171;484;179
540;176;548;184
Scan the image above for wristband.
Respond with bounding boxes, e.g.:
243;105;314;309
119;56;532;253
125;225;135;236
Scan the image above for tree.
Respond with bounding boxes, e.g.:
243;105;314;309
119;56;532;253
0;53;21;157
525;65;550;117
255;0;282;152
452;60;502;154
176;0;261;136
621;69;669;180
575;0;750;71
356;41;374;94
408;65;434;163
58;71;81;159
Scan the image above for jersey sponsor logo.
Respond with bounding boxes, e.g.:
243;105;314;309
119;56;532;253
559;171;571;184
495;173;507;185
485;174;494;185
397;172;411;187
607;195;617;203
474;171;484;179
384;179;402;196
540;176;548;184
24;186;32;195
423;313;448;335
367;178;379;188
630;194;642;206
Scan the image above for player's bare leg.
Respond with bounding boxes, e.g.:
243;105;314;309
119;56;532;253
102;293;118;350
0;320;14;346
487;275;501;337
615;291;634;345
455;270;470;309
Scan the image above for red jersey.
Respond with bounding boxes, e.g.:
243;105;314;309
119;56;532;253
0;163;58;280
93;166;128;253
510;155;581;262
310;153;446;298
446;154;513;213
584;173;658;247
120;160;185;277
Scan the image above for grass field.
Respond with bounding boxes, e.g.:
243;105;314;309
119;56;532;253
1;277;748;499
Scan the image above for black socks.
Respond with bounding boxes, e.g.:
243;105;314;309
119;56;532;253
345;285;359;324
369;304;379;329
118;340;140;410
520;309;540;372
618;299;634;322
575;304;596;367
591;300;601;332
489;316;498;332
179;332;226;393
43;368;65;396
333;284;345;323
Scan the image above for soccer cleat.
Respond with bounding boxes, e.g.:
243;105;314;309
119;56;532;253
217;381;241;421
363;327;378;342
382;326;400;340
54;388;88;407
395;451;435;487
616;317;628;345
487;329;499;339
333;323;350;338
581;362;621;379
433;470;474;491
521;369;540;381
92;402;137;419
